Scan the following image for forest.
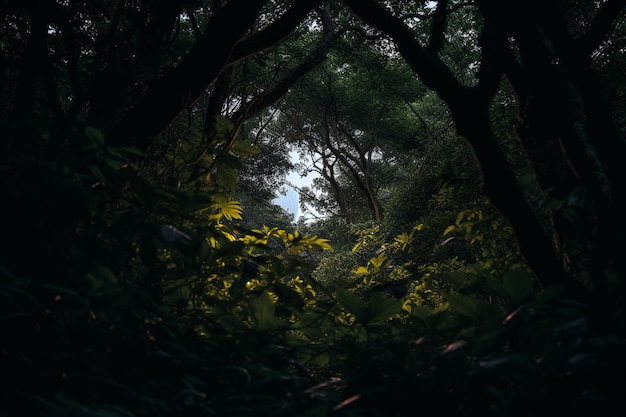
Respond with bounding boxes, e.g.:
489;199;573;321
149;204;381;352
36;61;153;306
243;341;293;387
1;1;625;416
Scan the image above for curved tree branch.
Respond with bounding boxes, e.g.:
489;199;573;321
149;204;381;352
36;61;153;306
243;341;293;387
229;0;327;64
107;0;325;148
344;0;571;287
229;2;334;124
106;0;269;147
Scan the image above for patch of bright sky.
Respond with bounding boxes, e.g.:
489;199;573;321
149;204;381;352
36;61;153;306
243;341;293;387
273;150;320;222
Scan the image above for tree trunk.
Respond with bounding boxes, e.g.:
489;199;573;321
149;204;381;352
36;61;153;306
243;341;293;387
345;0;571;287
107;0;325;148
449;92;570;286
107;0;270;147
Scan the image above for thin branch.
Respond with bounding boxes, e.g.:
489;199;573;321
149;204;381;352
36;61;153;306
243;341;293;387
230;0;327;64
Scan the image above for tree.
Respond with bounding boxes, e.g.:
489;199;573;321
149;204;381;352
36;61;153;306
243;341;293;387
6;0;623;292
275;42;423;223
343;0;626;295
2;1;626;416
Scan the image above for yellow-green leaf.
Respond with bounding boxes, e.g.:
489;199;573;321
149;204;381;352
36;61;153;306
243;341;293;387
308;236;333;251
369;253;389;271
219;200;243;221
232;141;261;157
353;266;369;276
395;232;410;248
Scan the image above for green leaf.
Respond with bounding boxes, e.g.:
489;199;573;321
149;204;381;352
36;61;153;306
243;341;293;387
91;264;117;284
249;291;277;330
176;191;214;213
410;304;433;321
220;153;243;169
442;271;466;289
87;164;107;182
214;165;238;193
117;146;148;158
536;284;568;304
85;126;105;146
213;114;234;137
336;288;368;323
446;291;480;320
84;264;120;296
368;293;402;324
502;268;533;304
232;141;261;157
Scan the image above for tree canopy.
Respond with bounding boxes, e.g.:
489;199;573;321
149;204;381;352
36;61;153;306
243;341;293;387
1;1;625;416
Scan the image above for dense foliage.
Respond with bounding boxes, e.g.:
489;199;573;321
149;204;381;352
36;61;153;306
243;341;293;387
1;1;625;416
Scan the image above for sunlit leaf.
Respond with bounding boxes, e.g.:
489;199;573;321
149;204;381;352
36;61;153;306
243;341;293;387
368;253;388;271
353;266;369;276
231;141;261;157
394;232;411;250
307;236;333;251
219;200;243;221
455;210;465;225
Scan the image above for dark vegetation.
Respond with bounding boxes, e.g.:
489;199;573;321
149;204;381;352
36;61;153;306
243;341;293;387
1;1;625;416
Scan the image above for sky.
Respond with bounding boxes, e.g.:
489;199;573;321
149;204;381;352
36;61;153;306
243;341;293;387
273;184;300;220
272;152;319;222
